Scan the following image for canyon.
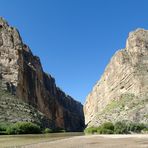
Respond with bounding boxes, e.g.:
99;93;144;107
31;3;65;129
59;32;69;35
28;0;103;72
0;17;84;131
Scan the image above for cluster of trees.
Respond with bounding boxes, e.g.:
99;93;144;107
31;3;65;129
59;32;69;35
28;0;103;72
84;121;148;134
0;122;41;135
0;122;66;135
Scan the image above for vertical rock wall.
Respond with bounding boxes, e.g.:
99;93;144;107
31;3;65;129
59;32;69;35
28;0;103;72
84;29;148;126
0;17;84;131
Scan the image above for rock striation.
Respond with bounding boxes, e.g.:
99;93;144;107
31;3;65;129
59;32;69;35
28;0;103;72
0;17;84;131
84;29;148;127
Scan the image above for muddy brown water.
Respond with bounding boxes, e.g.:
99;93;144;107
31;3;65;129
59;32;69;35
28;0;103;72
0;132;84;148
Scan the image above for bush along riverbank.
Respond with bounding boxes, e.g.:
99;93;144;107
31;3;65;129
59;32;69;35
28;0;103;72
84;121;148;134
0;122;66;135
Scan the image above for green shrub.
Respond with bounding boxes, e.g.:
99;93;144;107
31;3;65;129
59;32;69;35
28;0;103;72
127;122;146;133
0;123;12;134
84;127;98;134
114;121;128;134
101;122;114;131
0;123;10;131
6;122;41;134
84;122;114;134
6;125;17;135
97;122;114;134
142;128;148;133
44;128;53;133
97;128;114;134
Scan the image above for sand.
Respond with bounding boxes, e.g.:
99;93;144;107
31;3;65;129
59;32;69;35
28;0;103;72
23;134;148;148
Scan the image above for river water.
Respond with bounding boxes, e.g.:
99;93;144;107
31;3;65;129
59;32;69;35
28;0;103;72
0;132;84;147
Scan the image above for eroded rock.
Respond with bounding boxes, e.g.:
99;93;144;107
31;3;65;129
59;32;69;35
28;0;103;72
84;29;148;127
0;17;84;131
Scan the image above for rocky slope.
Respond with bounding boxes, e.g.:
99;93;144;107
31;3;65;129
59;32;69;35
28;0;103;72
0;80;50;127
0;17;84;131
84;29;148;127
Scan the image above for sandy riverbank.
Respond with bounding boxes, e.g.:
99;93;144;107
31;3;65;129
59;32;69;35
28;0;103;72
24;134;148;148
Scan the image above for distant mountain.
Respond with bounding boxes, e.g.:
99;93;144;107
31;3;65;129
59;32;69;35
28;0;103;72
0;17;84;131
84;29;148;127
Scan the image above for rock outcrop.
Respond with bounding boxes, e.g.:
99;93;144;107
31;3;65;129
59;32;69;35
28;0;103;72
0;80;49;127
0;17;84;131
84;29;148;127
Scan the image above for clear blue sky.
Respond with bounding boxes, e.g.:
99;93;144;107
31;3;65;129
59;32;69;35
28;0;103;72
0;0;148;104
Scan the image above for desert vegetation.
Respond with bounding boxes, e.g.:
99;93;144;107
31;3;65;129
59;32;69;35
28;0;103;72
0;122;41;135
0;122;67;135
84;121;148;134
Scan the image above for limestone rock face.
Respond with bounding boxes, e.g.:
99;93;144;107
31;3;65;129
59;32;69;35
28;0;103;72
0;17;84;131
84;29;148;127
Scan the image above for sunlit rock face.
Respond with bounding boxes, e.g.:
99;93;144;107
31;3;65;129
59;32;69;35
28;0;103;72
0;17;84;131
84;29;148;127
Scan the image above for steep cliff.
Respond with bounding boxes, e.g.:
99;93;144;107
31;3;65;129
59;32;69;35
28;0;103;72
84;29;148;127
0;17;84;131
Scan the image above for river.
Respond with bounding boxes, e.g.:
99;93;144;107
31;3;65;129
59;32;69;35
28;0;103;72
0;132;84;148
